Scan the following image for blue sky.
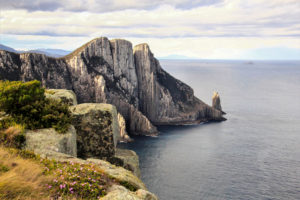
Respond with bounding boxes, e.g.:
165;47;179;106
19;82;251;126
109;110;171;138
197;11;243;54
0;0;299;60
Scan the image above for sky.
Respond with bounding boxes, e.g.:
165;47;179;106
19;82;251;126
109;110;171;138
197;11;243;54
0;0;299;60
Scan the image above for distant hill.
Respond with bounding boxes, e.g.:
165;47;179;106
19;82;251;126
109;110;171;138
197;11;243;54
0;44;71;58
158;54;199;60
27;49;71;58
0;44;18;53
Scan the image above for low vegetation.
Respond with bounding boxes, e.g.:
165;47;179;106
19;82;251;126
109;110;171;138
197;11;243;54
0;147;52;200
0;147;117;199
0;80;71;133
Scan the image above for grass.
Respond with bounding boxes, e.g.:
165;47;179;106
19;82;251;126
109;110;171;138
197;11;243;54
0;125;25;149
0;147;52;199
0;146;133;199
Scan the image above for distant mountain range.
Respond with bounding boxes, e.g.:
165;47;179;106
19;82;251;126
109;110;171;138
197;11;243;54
0;44;200;60
0;44;18;53
0;44;71;58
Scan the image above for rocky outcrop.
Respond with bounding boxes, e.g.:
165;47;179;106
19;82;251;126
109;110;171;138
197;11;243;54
70;103;119;159
118;113;132;142
0;37;226;135
114;148;141;178
45;89;78;106
101;185;158;200
24;150;156;200
25;125;77;157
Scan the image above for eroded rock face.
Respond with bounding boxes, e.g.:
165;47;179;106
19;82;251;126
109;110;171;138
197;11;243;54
25;125;77;157
70;103;119;159
117;113;132;143
0;37;226;135
134;44;225;124
0;51;72;89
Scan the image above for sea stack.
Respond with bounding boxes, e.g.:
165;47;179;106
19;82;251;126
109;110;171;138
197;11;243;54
212;91;222;111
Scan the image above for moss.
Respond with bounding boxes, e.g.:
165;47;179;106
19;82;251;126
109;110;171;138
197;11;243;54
119;181;138;192
45;90;56;95
0;164;9;174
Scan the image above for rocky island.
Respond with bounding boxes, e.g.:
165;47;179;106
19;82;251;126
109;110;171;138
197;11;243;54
0;37;226;136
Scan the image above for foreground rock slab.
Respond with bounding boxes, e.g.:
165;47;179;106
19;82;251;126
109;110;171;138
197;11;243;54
34;151;156;200
25;126;77;157
114;148;141;178
100;185;158;200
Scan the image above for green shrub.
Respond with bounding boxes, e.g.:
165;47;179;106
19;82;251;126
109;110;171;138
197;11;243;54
0;80;71;133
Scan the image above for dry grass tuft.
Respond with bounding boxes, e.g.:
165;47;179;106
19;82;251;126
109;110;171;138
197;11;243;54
0;147;52;200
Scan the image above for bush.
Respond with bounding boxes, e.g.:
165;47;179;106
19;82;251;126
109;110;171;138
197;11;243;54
0;80;71;133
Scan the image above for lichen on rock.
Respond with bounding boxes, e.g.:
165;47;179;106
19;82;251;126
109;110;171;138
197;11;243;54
45;89;78;106
70;103;120;159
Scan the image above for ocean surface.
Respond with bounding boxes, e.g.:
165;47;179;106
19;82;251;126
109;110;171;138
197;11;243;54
119;60;300;200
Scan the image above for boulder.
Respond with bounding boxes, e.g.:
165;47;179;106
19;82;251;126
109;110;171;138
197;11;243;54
25;125;77;157
87;158;146;191
45;89;77;105
113;148;141;178
100;185;158;200
70;103;119;159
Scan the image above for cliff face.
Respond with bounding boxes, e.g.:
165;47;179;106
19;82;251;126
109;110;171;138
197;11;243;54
0;37;225;135
134;44;224;124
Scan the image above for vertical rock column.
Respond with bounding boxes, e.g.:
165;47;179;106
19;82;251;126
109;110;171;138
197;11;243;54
212;91;222;111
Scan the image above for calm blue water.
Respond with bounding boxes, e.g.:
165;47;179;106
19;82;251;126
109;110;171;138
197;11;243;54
119;60;300;200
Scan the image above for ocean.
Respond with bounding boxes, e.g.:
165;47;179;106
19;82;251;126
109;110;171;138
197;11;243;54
119;60;300;200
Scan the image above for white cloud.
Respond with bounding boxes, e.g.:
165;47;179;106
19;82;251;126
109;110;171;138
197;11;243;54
0;0;299;59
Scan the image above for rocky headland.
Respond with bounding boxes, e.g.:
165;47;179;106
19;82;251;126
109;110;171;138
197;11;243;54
0;37;225;136
0;86;157;199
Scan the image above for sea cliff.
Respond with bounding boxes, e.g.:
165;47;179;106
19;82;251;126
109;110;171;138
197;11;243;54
0;37;225;136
